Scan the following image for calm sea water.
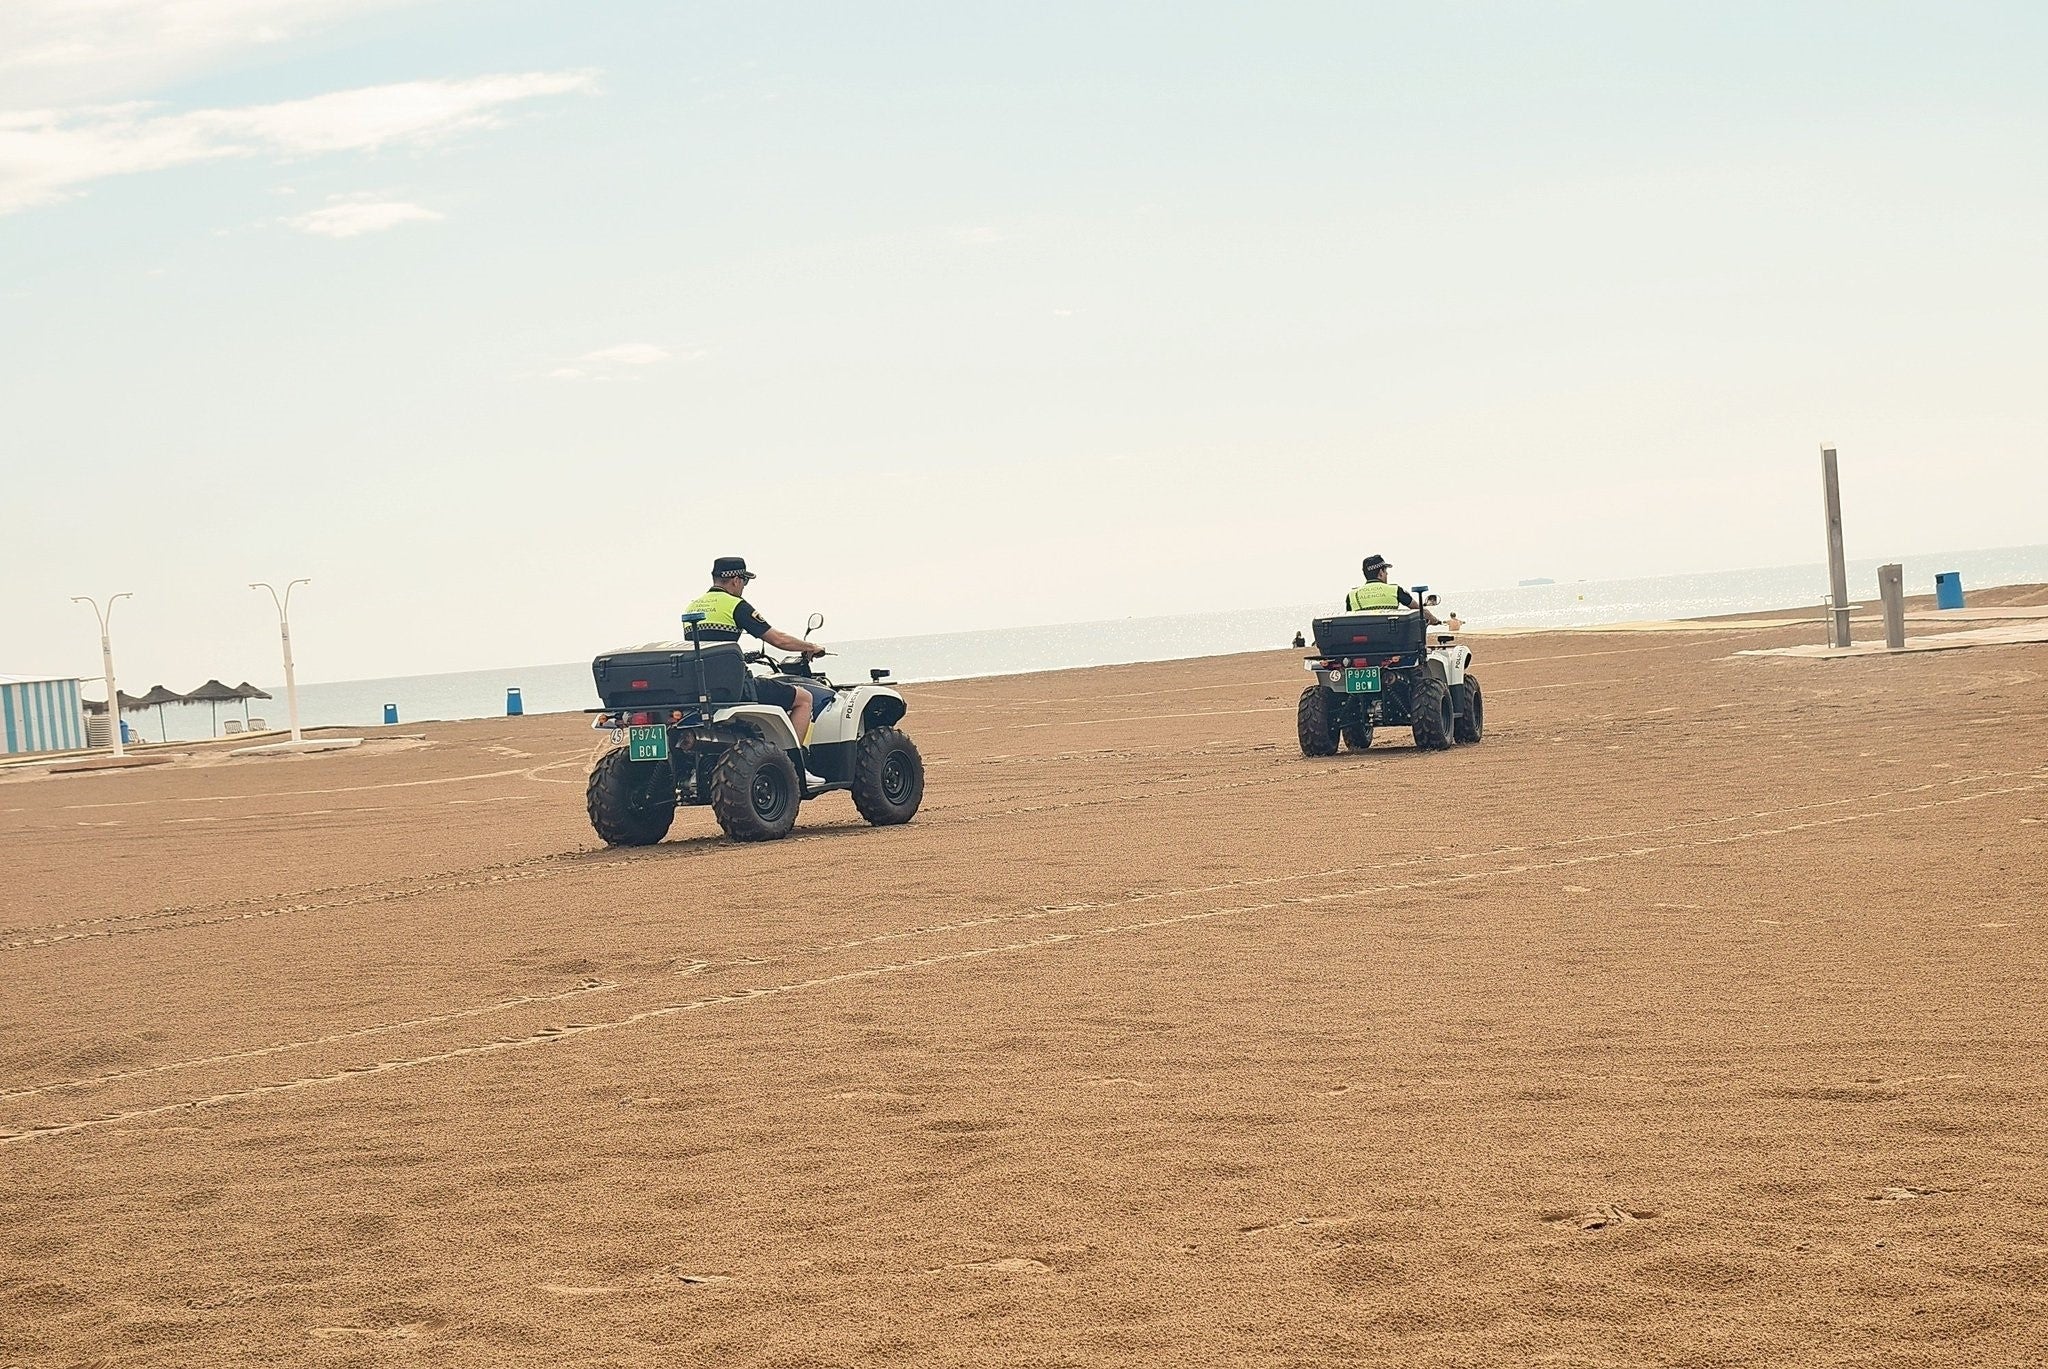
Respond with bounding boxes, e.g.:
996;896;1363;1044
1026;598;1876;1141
129;544;2048;743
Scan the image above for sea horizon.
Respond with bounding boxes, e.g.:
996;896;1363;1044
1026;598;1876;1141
114;542;2048;743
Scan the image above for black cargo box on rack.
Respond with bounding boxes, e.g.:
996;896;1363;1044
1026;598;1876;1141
592;643;753;710
1310;611;1426;658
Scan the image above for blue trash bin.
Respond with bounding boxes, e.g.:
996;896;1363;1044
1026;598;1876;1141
1934;571;1964;610
506;687;524;717
383;703;398;725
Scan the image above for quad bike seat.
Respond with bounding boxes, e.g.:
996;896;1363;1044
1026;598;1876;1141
1310;610;1426;660
592;642;756;710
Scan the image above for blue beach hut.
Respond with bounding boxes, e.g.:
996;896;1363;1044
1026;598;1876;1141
1;674;90;756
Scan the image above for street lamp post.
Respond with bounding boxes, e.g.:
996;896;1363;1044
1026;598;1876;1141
71;593;133;757
250;579;311;743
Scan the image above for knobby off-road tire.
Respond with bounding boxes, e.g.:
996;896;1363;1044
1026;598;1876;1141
586;747;677;847
709;737;801;842
1454;674;1485;744
851;726;925;826
1297;685;1339;757
1410;674;1455;751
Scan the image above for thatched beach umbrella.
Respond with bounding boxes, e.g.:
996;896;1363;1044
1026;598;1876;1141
184;679;243;738
83;690;154;744
82;690;149;714
232;681;273;727
135;684;188;742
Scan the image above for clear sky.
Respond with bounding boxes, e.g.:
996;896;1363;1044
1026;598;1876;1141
5;1;2044;686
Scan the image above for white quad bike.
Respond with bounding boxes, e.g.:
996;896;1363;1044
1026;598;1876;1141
585;612;924;844
1297;606;1483;755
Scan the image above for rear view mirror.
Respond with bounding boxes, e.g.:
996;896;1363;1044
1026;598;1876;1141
806;612;825;635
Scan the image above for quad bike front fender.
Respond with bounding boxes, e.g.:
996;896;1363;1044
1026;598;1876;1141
806;685;909;747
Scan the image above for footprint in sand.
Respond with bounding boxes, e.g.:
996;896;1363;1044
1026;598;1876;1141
1542;1205;1659;1232
920;1117;1005;1134
539;1284;620;1296
1238;1215;1350;1236
1868;1186;1941;1202
943;1256;1051;1274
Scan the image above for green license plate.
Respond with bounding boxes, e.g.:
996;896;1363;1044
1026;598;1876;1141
1343;667;1382;694
627;724;670;762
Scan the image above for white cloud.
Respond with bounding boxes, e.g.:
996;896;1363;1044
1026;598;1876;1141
0;1;434;104
288;194;440;237
549;343;704;382
0;69;596;214
579;343;670;367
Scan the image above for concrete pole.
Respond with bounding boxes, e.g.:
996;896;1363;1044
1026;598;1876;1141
280;616;302;741
1821;447;1852;648
251;579;311;743
1878;563;1906;650
98;629;122;755
71;593;132;757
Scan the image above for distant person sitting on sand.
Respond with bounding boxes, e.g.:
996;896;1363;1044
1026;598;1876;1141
1348;554;1441;626
1445;611;1464;632
1292;631;1305;649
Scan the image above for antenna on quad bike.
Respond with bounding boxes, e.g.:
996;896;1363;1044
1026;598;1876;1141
680;611;709;711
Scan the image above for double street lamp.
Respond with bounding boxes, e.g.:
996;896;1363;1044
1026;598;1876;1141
250;579;310;743
71;593;133;757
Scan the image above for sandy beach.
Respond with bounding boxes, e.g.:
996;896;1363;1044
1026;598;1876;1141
4;588;2045;1367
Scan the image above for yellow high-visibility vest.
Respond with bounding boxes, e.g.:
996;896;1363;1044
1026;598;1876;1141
1346;581;1401;611
684;589;744;639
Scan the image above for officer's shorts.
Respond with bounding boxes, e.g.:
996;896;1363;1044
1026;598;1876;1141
753;678;799;712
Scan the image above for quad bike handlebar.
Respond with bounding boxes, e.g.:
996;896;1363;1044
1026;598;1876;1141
747;649;837;688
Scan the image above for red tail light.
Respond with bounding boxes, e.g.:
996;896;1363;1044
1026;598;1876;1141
628;711;651;726
629;679;649;689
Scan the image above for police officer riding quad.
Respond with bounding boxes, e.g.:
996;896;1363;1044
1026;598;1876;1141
1297;608;1483;756
584;612;924;844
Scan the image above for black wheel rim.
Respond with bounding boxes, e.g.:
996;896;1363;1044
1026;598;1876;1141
752;768;784;818
881;750;910;804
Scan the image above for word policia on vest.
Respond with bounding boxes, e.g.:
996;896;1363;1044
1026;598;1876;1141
685;590;745;639
1347;581;1402;611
